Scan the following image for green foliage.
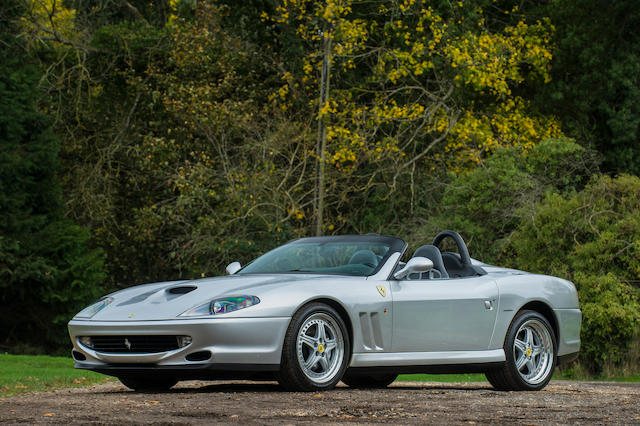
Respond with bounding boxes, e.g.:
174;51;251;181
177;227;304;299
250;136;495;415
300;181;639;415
51;6;304;286
424;138;594;262
0;2;106;350
539;0;640;174
3;0;639;375
513;175;640;371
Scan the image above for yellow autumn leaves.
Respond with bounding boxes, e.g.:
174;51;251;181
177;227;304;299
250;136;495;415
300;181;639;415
269;0;560;170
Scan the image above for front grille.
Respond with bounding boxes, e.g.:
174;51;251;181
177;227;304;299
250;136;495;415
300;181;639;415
87;335;182;353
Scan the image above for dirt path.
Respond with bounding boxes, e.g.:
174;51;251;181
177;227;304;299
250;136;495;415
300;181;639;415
1;380;639;424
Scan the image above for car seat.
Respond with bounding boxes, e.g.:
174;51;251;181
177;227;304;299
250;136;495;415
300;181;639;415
412;245;449;279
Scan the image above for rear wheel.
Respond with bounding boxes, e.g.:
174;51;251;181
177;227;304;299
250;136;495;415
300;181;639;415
486;310;556;391
118;376;178;392
341;371;397;388
278;303;350;391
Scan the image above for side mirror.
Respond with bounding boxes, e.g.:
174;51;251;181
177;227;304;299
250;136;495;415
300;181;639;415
225;261;241;275
393;257;433;280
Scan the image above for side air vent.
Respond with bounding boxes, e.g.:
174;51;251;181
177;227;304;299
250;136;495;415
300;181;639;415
167;286;197;295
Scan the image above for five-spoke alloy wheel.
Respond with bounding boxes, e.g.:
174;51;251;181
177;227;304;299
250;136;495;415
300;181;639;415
279;303;350;391
486;310;557;391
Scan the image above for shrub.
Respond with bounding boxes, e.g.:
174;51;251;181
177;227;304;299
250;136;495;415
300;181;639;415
425;137;594;263
512;174;640;372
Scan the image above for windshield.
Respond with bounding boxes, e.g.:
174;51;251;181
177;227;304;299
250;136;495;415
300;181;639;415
237;236;405;277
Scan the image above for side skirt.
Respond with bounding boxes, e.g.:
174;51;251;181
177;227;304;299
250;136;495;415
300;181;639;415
346;362;504;376
350;349;505;368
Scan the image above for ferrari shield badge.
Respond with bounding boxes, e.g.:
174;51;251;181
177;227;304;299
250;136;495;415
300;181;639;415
376;285;386;297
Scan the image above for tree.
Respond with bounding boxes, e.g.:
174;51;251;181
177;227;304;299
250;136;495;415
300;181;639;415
0;0;105;351
421;138;596;263
512;175;640;372
538;0;640;174
268;0;561;233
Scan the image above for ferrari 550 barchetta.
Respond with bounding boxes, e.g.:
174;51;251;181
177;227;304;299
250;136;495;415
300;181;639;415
68;230;581;392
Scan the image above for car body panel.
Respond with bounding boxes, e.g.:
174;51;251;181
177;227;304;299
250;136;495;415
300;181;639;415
350;349;505;367
69;317;290;365
390;275;499;351
68;235;581;379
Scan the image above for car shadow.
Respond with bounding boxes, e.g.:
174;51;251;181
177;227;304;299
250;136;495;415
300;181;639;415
97;380;494;395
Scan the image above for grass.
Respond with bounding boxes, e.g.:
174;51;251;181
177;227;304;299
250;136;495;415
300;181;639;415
397;373;487;382
0;354;113;398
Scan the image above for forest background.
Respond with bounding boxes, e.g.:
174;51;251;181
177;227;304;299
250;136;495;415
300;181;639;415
1;0;639;378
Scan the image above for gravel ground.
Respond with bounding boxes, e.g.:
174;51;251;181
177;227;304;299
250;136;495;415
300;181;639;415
1;380;639;425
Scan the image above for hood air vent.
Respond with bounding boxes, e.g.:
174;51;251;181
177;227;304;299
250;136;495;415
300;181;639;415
167;285;197;295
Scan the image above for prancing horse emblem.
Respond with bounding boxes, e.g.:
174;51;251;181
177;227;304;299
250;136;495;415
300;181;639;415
376;285;386;297
124;338;132;350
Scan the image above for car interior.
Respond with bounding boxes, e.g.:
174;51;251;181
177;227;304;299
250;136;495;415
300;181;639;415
398;230;487;280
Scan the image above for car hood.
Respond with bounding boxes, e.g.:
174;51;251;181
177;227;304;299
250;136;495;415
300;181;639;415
78;274;333;321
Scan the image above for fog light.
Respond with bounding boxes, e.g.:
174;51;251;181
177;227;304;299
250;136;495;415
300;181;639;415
79;336;93;349
176;335;192;348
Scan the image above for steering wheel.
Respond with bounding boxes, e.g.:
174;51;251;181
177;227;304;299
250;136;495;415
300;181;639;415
432;230;472;265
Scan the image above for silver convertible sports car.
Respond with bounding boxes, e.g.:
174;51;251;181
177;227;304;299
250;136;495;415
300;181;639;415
68;231;581;392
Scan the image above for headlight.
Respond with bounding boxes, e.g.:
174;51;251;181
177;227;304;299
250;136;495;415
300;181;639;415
179;295;260;317
74;297;114;319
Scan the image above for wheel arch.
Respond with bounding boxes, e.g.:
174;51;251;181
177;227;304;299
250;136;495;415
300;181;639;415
294;297;354;359
518;300;559;347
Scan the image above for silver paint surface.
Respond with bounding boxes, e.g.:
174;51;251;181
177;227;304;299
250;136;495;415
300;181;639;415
69;254;581;370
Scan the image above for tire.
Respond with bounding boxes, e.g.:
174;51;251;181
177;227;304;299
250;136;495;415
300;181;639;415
278;302;350;392
486;310;557;391
119;376;178;392
341;371;397;388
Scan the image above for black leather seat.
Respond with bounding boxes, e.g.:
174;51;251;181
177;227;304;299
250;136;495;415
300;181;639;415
412;245;449;279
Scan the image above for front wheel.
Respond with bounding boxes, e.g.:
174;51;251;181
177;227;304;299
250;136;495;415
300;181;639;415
486;310;556;391
278;303;350;391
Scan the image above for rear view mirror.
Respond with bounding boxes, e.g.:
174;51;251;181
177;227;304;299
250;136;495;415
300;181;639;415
393;257;433;280
226;261;241;275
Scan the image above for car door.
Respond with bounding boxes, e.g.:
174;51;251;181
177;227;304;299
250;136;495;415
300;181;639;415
391;275;499;352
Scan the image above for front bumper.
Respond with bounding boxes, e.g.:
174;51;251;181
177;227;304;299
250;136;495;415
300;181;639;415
68;317;290;376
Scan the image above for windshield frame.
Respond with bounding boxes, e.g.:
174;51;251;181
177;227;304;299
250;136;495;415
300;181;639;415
236;235;407;277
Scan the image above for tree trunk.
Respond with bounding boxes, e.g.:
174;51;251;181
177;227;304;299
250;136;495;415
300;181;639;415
314;25;332;236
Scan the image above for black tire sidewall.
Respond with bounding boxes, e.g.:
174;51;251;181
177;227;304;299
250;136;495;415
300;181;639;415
280;303;350;391
504;310;557;391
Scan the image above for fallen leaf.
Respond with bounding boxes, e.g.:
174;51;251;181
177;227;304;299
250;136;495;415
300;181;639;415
43;413;54;417
149;400;161;404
